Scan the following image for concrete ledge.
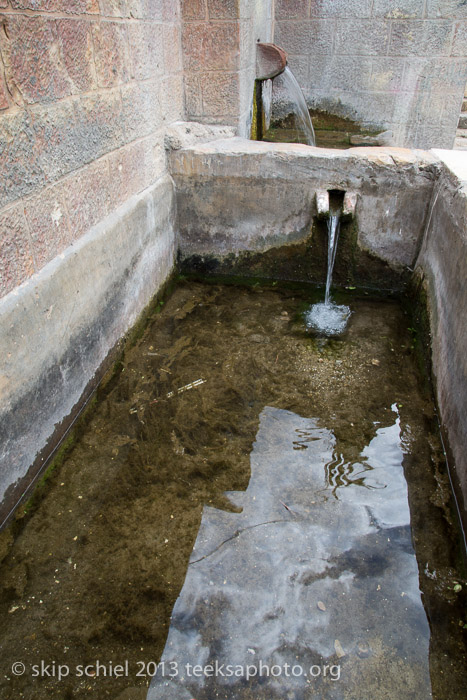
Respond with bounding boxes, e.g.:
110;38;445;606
416;150;467;520
170;138;439;273
0;175;176;517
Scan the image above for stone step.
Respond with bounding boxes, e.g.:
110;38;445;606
462;99;467;113
454;136;467;150
458;114;467;129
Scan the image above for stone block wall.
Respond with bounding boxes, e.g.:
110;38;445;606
181;0;273;136
0;0;183;299
274;0;467;149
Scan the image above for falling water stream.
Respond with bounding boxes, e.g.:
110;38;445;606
269;66;316;146
305;205;351;335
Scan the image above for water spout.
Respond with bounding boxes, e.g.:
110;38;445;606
305;196;351;335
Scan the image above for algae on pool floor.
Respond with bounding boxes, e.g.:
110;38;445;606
0;281;465;699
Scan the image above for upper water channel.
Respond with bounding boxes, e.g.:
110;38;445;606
0;280;465;700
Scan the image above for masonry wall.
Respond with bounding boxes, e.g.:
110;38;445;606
181;0;273;136
274;0;467;149
0;0;183;299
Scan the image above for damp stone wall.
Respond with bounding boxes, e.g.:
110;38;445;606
274;0;467;149
0;0;183;518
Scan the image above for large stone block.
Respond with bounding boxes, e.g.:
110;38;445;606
163;23;182;74
0;16;72;104
127;0;162;18
10;0;98;12
0;203;35;298
62;159;112;242
403;57;467;94
426;0;467;18
199;71;240;119
184;73;203;117
107;134;165;207
29;91;125;183
24;184;71;271
309;0;372;17
275;20;334;55
181;0;206;20
370;57;406;91
56;19;97;94
372;0;424;18
0;111;45;208
334;19;390;55
389;19;453;56
99;0;130;17
160;74;184;123
121;80;163;140
451;21;467;56
182;21;240;72
92;21;130;88
128;21;164;80
275;0;308;20
207;0;240;19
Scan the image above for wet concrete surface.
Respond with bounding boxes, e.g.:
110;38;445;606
0;281;465;699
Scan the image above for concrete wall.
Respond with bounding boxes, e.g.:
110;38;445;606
415;150;467;520
170;137;438;274
181;0;273;136
0;176;176;521
0;0;183;299
274;0;467;149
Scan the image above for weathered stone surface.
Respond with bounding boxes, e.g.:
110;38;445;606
92;21;130;87
99;0;129;17
0;176;176;509
451;21;467;56
0;16;72;104
62;159;112;242
372;0;424;18
107;135;165;207
182;21;240;72
121;80;162;140
199;72;240;119
29;91;125;184
24;184;71;270
275;0;308;19
370;58;406;91
335;19;390;55
0;203;35;297
416;149;467;527
10;0;98;12
180;0;206;20
275;20;334;55
310;0;372;17
426;0;467;18
184;73;202;117
56;19;97;93
160;74;184;124
162;23;182;74
164;120;236;150
0;72;9;110
128;21;164;80
0;111;45;208
207;0;240;19
389;19;452;56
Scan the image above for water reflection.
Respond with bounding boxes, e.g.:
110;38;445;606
148;406;431;700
